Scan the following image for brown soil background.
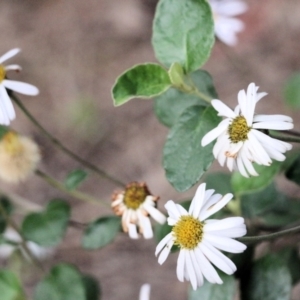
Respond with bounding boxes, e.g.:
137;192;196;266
0;0;300;299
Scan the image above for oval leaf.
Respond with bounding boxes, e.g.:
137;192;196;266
231;161;282;195
241;254;292;300
22;199;70;247
188;273;235;300
154;70;217;127
163;105;221;192
65;169;88;191
284;72;300;109
112;63;171;106
34;264;86;300
152;0;214;72
82;216;121;249
0;270;26;300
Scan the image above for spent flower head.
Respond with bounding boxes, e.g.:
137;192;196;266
0;48;39;125
209;0;248;46
111;182;166;239
155;183;246;290
202;83;293;177
0;130;41;182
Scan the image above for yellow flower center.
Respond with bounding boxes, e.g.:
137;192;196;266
123;183;148;210
228;116;251;143
172;215;203;250
0;65;6;82
2;132;23;155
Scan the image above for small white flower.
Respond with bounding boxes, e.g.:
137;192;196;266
139;284;151;300
0;228;53;260
202;83;294;177
0;48;39;125
111;182;166;239
209;0;248;46
155;183;246;290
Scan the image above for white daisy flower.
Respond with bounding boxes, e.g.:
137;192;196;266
209;0;248;46
111;182;166;239
155;183;246;290
0;48;39;125
201;83;294;177
139;284;151;300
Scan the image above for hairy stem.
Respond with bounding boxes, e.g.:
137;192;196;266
269;130;300;143
11;93;125;187
35;169;110;207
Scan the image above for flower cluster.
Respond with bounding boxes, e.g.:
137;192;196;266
202;83;293;177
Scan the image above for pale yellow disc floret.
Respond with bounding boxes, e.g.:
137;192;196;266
0;132;41;183
172;215;203;250
228;116;251;143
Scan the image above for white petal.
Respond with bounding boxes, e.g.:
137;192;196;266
164;200;181;220
200;193;233;221
139;284;151;300
158;241;173;265
155;232;173;256
3;80;39;96
253;114;293;123
0;85;15;122
185;251;198;290
190;249;204;287
5;64;22;71
200;194;222;217
236;154;249;177
204;234;246;253
208;227;247;238
201;119;229;147
200;241;237;275
195;247;223;284
0;48;20;64
190;183;206;218
212;0;248;16
213;134;230;158
176;249;185;282
128;223;139;239
211;100;236;118
204;217;245;232
137;213;153;239
144;204;166;224
253;121;294;130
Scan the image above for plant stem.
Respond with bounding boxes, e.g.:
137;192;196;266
269;130;300;143
35;169;110;207
0;203;44;271
11;93;126;187
238;224;300;245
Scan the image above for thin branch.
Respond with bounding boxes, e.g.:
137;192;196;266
11;92;126;187
238;224;300;245
35;169;110;207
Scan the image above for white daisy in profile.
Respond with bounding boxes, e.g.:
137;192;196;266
155;183;246;290
201;83;293;177
139;284;151;300
209;0;248;46
0;48;39;125
111;182;166;239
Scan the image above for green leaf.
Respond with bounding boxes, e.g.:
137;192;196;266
152;0;214;72
112;63;171;106
204;172;233;195
34;264;85;300
163;105;221;191
284;72;300;109
82;216;121;249
0;270;26;300
82;275;101;300
0;197;14;234
64;169;88;190
285;153;300;186
188;273;235;300
231;161;282;195
154;70;217;127
241;254;292;300
22;199;70;247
